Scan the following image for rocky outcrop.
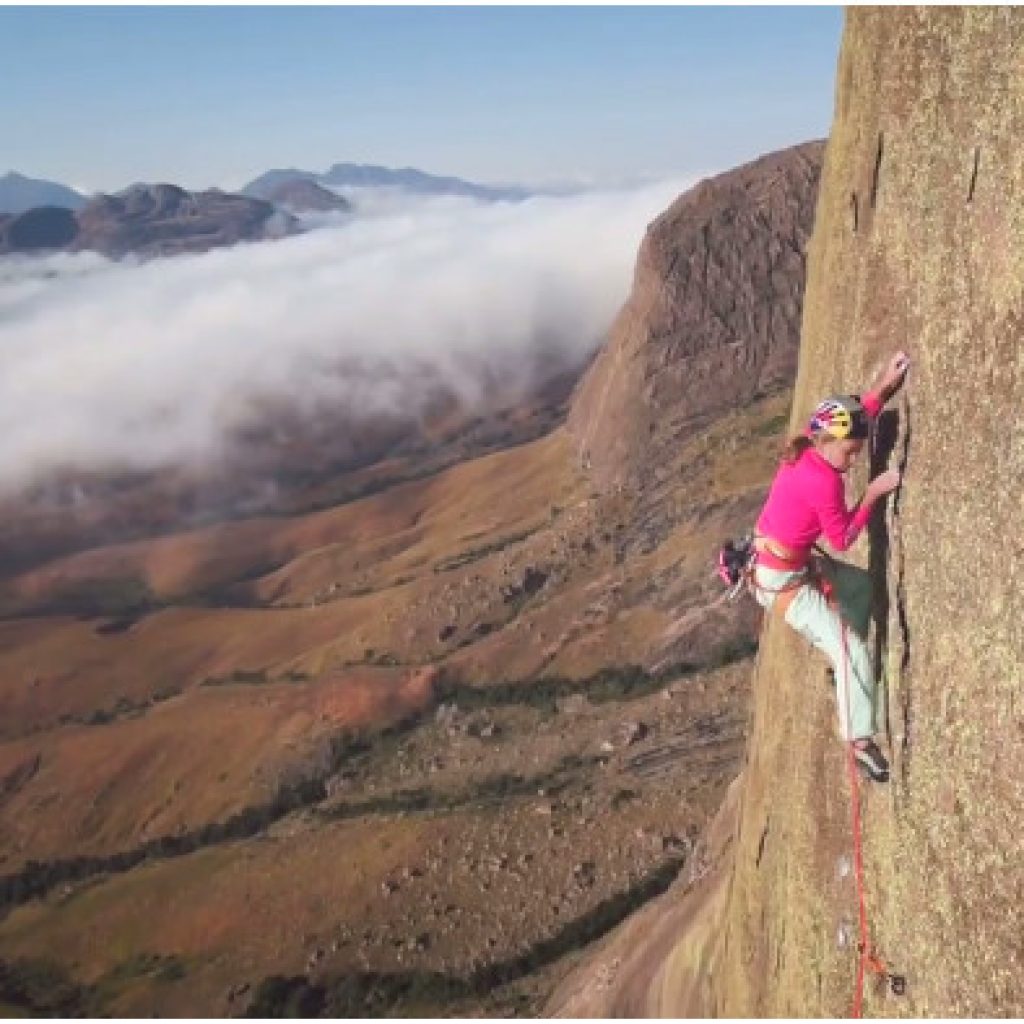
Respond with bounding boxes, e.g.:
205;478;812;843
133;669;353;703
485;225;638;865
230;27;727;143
71;183;296;258
552;8;1024;1018
566;141;823;490
0;183;297;258
260;179;352;214
0;206;79;252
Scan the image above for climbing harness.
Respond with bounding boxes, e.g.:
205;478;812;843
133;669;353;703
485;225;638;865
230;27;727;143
717;533;812;602
716;532;825;616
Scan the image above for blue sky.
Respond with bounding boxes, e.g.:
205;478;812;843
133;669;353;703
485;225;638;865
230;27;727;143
1;6;844;193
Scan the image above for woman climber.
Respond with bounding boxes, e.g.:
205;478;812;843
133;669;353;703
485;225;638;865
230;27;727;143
749;351;910;782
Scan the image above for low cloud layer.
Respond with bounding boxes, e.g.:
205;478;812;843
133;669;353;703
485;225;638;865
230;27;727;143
0;180;690;497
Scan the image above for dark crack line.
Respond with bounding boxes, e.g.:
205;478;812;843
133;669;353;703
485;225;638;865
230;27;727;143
870;133;884;209
894;399;913;782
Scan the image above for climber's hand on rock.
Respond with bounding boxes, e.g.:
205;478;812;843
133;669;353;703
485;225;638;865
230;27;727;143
882;351;910;393
869;468;901;499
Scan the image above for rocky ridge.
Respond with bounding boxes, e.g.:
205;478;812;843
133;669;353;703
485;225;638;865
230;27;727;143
567;140;823;491
0;183;296;258
243;163;530;203
260;179;352;214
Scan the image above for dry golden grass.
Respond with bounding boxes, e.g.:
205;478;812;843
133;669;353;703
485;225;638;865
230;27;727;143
0;432;577;728
0;812;447;1016
5;430;576;612
0;601;401;735
0;395;783;883
0;397;790;1018
252;428;578;605
0;656;751;1018
0;430;583;882
0;665;436;871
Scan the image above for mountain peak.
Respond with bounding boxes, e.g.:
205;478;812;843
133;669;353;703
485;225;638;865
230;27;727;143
0;172;86;215
244;162;530;203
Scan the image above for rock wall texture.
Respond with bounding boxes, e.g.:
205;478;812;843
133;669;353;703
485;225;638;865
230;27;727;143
566;141;823;491
550;8;1023;1018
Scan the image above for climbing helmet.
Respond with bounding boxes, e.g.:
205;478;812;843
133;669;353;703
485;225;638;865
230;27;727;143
807;394;870;441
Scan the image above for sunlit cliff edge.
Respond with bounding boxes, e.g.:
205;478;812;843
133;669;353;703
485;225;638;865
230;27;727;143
549;8;1023;1017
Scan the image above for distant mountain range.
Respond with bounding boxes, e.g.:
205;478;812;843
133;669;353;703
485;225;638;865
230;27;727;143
0;172;86;215
0;163;533;257
260;178;352;214
0;183;295;259
1;163;532;219
243;163;531;203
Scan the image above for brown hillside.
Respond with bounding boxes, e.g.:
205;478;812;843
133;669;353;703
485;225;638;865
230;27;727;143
0;361;578;578
549;8;1024;1018
567;140;823;490
0;666;434;871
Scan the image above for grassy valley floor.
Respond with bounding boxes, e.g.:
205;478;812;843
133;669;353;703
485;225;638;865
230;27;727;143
0;391;790;1016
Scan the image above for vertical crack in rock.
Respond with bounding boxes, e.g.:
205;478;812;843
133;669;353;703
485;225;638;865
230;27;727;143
967;146;981;203
755;818;771;868
869;410;898;743
870;401;914;793
870;133;884;209
893;400;913;781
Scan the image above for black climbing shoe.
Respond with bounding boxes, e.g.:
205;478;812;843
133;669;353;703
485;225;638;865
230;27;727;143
853;739;890;783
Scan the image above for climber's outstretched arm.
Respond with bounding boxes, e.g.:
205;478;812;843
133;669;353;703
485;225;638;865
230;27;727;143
867;350;911;407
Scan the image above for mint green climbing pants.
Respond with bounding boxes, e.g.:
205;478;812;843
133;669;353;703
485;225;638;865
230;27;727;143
750;557;876;741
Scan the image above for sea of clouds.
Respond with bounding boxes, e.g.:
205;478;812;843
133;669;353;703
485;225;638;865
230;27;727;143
0;179;691;496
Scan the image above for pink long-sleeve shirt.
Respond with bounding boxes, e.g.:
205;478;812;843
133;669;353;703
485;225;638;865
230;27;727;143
755;391;882;568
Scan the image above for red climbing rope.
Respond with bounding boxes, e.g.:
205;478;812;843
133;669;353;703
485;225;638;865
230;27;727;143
838;619;892;1017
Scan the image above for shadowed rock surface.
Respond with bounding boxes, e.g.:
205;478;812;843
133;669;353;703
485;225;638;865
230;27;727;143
567;140;824;491
0;207;79;252
549;8;1023;1018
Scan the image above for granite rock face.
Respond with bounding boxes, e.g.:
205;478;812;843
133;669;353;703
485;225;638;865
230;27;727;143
549;9;1024;1018
566;141;824;490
